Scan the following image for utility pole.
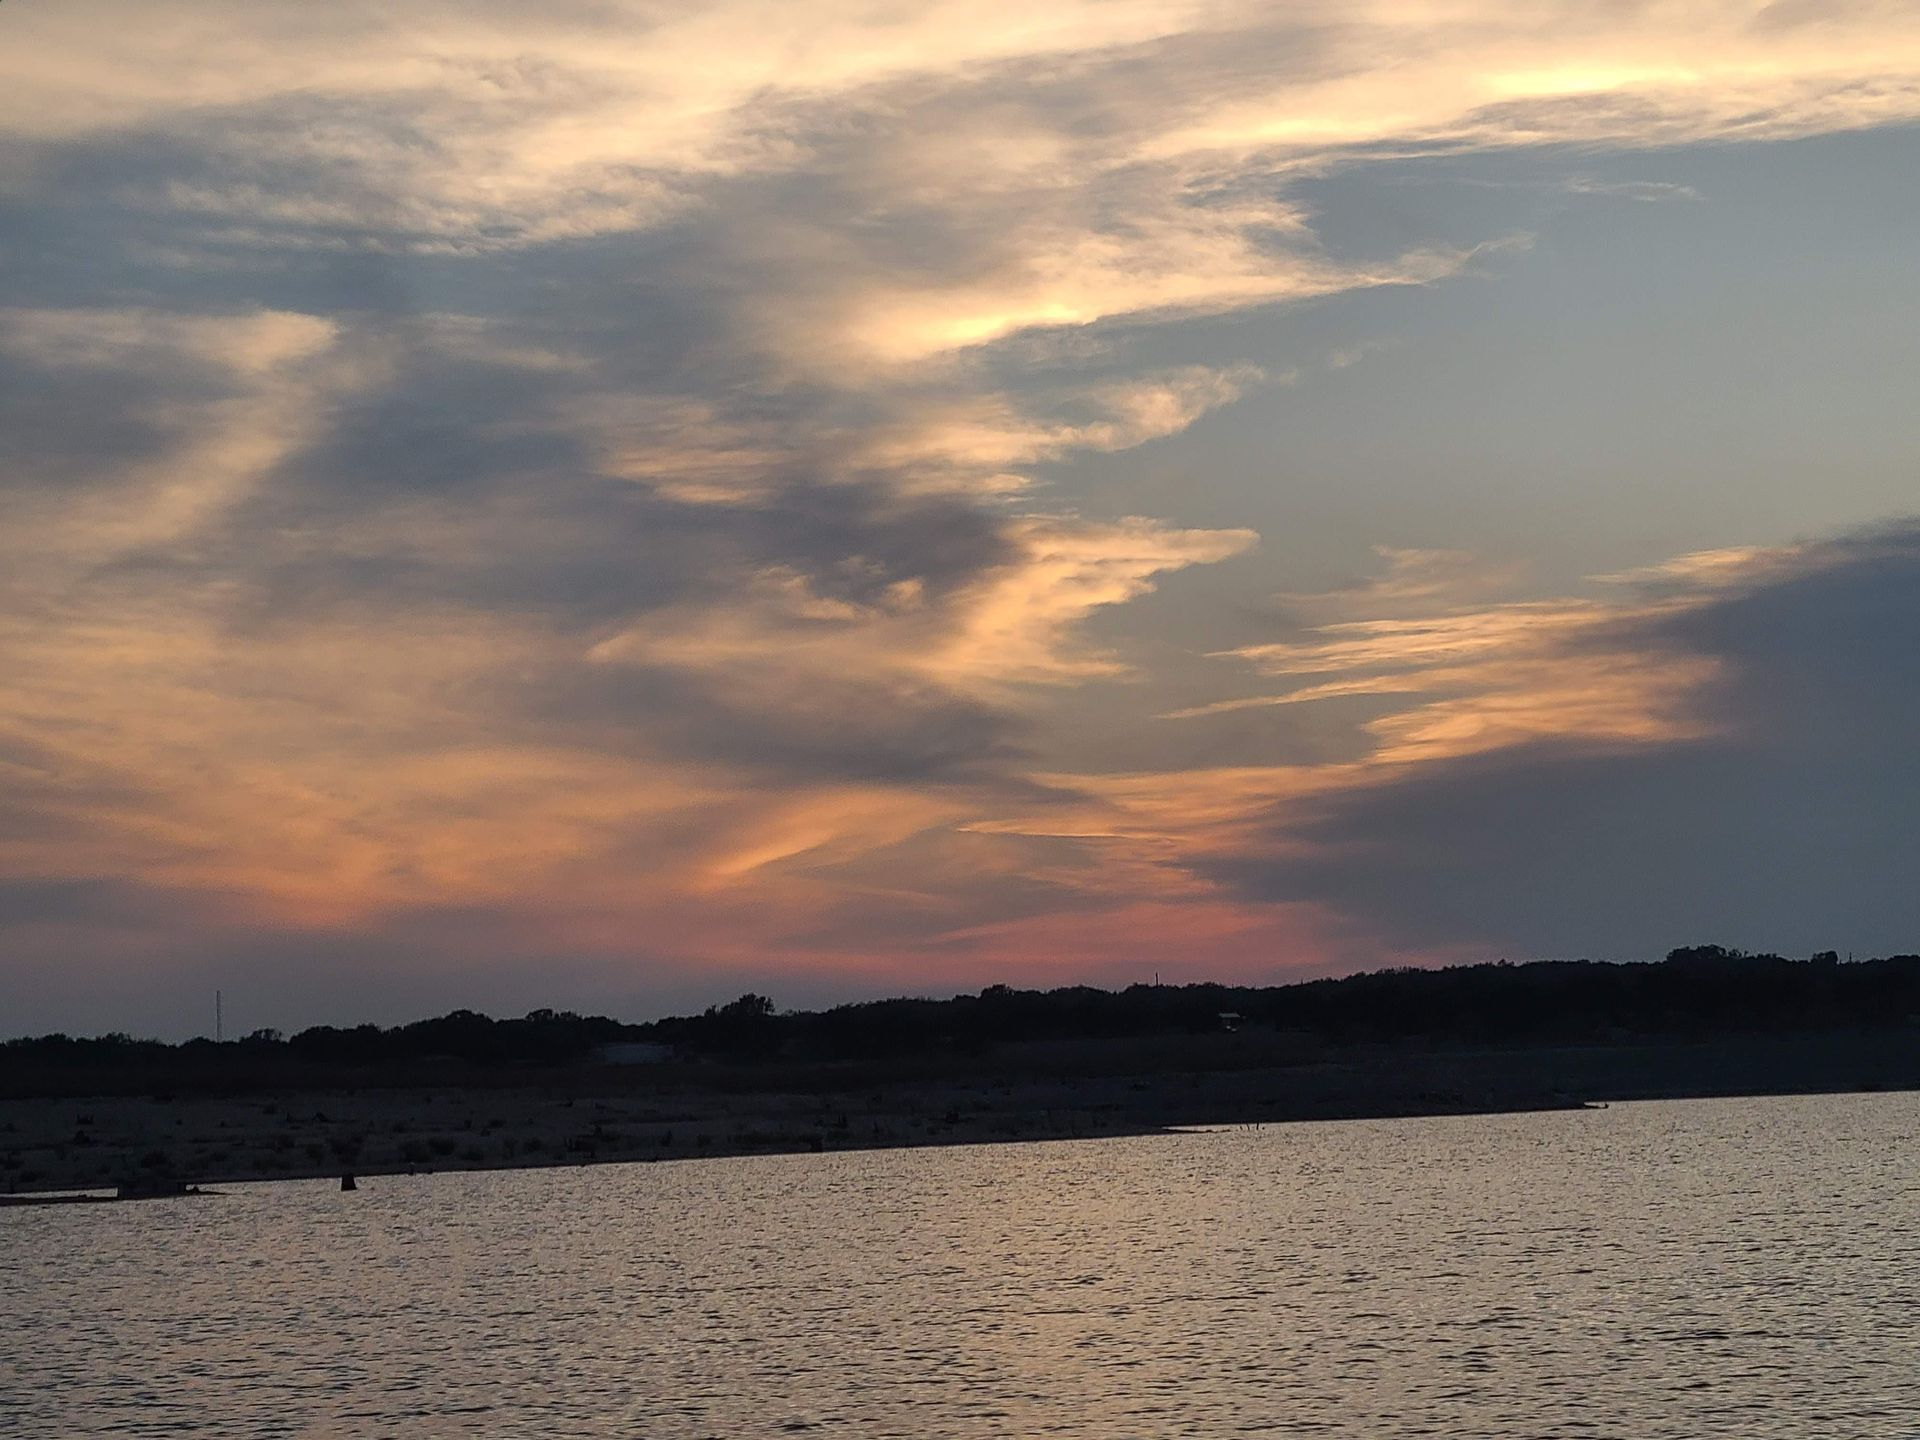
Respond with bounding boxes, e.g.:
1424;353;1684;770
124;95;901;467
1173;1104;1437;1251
216;989;223;1044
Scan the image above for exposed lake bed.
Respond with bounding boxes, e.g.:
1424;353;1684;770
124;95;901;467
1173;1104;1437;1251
6;1027;1918;1200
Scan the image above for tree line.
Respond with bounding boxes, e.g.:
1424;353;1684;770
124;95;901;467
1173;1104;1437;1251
3;947;1916;1096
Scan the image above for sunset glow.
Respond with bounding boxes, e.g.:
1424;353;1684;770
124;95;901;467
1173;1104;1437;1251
3;1;1918;1034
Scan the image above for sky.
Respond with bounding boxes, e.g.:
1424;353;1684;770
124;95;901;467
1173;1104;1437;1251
2;1;1917;1038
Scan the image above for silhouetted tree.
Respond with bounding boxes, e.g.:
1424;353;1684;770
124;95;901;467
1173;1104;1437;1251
5;949;1919;1097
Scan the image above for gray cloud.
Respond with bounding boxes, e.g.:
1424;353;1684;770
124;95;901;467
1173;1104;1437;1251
1198;525;1920;958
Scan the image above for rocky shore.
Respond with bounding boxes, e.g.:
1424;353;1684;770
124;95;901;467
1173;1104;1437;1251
5;1028;1915;1198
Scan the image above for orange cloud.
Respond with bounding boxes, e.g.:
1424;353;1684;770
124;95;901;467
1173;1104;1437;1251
975;539;1830;910
590;515;1254;694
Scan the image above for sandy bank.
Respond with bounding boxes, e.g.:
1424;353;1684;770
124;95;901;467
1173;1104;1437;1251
5;1029;1915;1197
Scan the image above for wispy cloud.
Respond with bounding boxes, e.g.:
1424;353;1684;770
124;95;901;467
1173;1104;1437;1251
983;526;1920;954
3;1;1919;1028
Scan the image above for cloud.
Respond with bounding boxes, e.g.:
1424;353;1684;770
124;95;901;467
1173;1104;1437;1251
14;1;1916;371
4;2;1920;1029
585;513;1253;693
1007;524;1920;961
0;300;1250;974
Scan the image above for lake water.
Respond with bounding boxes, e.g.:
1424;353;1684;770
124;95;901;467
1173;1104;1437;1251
3;1092;1916;1437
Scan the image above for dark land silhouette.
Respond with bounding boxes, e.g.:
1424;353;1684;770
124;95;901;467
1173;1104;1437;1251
4;947;1917;1197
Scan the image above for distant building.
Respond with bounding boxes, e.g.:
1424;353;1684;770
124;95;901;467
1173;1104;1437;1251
591;1041;673;1065
1217;1012;1243;1033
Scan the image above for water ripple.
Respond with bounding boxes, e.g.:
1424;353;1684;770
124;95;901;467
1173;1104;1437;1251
3;1093;1916;1436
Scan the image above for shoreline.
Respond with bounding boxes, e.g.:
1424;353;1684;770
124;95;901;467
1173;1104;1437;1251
0;1097;1620;1203
7;1028;1917;1200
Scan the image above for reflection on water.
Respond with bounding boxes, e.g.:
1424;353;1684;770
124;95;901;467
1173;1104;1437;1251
4;1093;1916;1437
